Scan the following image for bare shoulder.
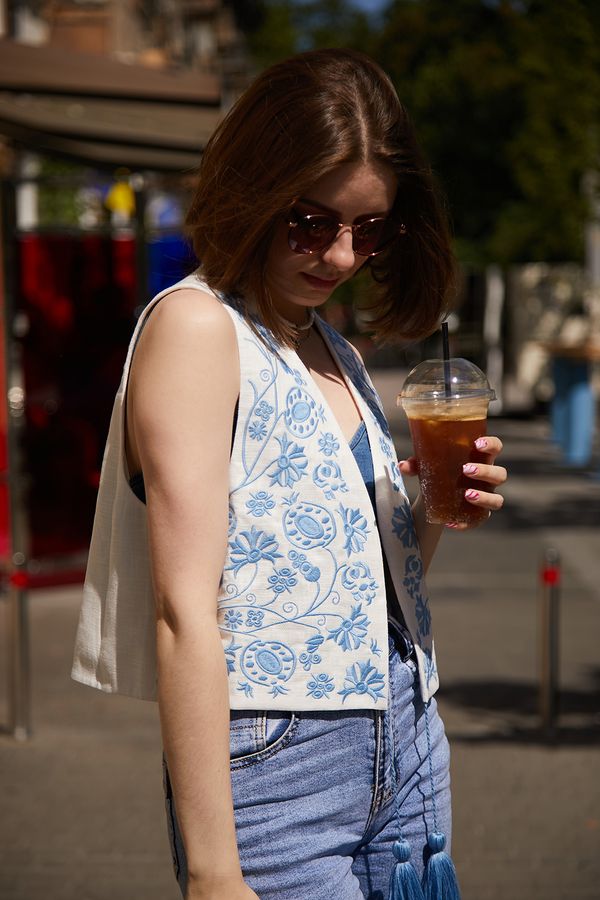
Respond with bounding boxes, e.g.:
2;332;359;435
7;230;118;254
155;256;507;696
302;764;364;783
139;286;236;353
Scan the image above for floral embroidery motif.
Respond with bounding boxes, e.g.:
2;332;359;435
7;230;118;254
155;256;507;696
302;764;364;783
227;526;283;575
299;634;324;670
285;387;320;437
415;594;431;637
224;637;241;672
240;640;296;686
283;501;336;550
224;610;243;630
318;431;340;457
327;604;370;651
246;608;265;628
246;490;276;517
268;566;298;596
312;461;349;499
392;504;418;548
248;420;267;441
255;400;274;422
338;659;385;703
379;435;394;459
267;435;308;487
338;504;370;555
288;550;321;582
215;301;436;705
403;554;424;598
306;673;335;699
341;562;378;604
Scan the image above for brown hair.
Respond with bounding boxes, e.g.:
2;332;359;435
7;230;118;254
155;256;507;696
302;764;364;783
185;48;455;346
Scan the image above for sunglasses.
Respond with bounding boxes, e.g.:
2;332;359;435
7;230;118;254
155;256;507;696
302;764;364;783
286;205;404;256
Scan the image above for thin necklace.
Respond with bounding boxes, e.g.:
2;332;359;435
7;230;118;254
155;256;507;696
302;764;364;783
280;308;316;349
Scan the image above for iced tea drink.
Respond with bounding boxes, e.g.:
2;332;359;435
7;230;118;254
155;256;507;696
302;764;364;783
398;359;496;526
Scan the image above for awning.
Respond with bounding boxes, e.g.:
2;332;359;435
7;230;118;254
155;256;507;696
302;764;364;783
0;39;223;170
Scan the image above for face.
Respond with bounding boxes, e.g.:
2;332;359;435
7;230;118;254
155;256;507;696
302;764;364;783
265;160;397;324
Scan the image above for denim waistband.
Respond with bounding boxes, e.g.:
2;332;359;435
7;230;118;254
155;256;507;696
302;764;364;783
387;616;415;663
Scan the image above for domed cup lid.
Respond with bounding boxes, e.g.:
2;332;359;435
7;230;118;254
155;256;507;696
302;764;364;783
398;358;496;403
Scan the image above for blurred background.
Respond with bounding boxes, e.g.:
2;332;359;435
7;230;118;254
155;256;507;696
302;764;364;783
0;2;598;899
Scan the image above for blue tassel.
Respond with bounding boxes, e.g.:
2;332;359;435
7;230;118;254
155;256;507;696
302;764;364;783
422;832;461;900
388;838;425;900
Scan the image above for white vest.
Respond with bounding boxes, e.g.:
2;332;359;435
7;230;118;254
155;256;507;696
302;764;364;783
72;274;439;708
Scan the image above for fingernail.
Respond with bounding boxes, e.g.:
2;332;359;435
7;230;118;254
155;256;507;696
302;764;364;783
465;489;480;501
463;463;478;474
398;459;407;465
475;438;488;450
446;522;459;529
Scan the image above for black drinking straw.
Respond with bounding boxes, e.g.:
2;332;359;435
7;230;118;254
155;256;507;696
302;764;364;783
442;320;451;397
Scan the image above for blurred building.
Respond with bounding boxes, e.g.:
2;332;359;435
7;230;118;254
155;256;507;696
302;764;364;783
0;1;256;586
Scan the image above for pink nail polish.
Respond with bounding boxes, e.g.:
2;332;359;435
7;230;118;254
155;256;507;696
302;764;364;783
463;463;478;474
465;489;479;501
446;522;459;529
475;438;488;450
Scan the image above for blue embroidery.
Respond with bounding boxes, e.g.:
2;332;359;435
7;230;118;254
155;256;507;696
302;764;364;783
248;420;268;441
246;490;276;517
224;610;243;630
237;681;254;698
285;387;320;437
306;673;335;699
228;505;237;536
288;550;321;582
267;566;298;596
403;554;424;598
256;400;274;421
267;434;308;487
327;603;370;651
415;593;431;636
241;640;296;686
392;504;418;548
225;637;241;673
299;634;324;670
246;608;265;628
338;659;386;703
312;461;349;499
341;562;378;604
379;435;394;459
227;526;283;575
338;503;370;555
318;431;340;457
370;638;382;657
214;300;435;703
283;501;336;550
423;647;438;687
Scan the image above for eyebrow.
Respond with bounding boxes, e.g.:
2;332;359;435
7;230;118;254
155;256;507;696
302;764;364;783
297;197;392;219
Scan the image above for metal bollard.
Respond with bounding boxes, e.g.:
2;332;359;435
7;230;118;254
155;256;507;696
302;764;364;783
539;547;561;737
7;570;31;741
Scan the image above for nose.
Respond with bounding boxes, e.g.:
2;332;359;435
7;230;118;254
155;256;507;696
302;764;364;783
320;226;356;271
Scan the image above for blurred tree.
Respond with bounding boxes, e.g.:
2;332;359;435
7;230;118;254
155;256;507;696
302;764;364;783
244;0;600;267
371;0;600;265
246;0;368;67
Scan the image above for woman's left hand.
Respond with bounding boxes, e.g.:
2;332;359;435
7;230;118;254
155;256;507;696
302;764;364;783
398;434;507;531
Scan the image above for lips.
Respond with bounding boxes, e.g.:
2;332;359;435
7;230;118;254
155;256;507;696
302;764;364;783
302;273;340;291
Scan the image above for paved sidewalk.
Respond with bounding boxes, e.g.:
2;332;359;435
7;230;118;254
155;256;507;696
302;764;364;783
1;379;599;900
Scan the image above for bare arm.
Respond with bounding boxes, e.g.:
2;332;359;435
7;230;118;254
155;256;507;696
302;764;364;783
127;290;257;899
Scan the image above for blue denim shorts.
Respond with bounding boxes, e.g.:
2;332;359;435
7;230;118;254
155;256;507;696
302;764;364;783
163;621;451;899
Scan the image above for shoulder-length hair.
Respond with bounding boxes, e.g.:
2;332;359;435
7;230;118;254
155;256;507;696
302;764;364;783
185;48;455;347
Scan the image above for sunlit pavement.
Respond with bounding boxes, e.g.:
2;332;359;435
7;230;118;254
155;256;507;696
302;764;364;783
0;378;598;900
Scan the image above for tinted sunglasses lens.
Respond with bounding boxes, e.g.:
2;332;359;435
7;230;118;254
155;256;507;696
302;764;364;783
289;212;337;253
353;218;396;255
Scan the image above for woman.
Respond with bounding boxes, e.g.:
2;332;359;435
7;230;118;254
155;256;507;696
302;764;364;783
72;49;506;900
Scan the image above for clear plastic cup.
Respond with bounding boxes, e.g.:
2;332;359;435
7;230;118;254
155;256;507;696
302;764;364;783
398;359;496;525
